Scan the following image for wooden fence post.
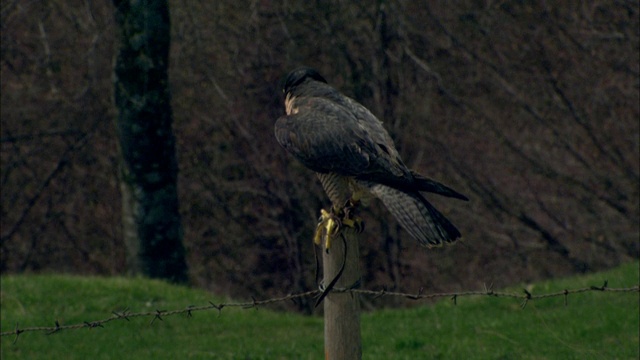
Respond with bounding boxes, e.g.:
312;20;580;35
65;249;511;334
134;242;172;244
322;228;362;359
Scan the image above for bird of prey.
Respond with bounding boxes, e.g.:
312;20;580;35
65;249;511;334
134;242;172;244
275;67;468;249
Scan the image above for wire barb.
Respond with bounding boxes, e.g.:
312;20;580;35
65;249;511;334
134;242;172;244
590;280;608;291
112;307;130;321
12;323;22;344
373;288;387;300
46;320;61;335
483;282;495;296
209;302;224;317
243;296;259;310
521;289;532;309
185;305;195;318
406;287;425;300
150;310;165;325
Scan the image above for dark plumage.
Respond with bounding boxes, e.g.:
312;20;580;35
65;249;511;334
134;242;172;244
275;67;467;246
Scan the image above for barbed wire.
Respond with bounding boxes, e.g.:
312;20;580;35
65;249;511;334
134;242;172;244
2;281;638;343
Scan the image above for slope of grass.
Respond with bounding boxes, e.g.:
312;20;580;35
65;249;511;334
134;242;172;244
1;261;638;359
363;261;639;360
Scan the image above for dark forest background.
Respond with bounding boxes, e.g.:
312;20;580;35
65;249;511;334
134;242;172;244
1;1;638;312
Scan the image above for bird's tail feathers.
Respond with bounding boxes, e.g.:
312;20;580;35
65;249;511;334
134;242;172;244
410;171;469;201
370;184;461;247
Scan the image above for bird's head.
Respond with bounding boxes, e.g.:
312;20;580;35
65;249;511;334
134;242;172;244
281;67;327;96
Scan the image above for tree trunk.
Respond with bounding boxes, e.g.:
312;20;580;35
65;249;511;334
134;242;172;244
113;0;187;283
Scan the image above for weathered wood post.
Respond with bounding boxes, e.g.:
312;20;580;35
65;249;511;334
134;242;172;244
322;228;362;359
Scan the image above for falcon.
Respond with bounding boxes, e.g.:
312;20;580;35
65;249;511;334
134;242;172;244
275;67;468;249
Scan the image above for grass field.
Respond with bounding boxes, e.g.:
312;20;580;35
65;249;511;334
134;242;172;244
1;261;638;359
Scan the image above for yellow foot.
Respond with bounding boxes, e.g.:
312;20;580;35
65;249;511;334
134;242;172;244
313;208;341;250
313;200;365;251
341;217;364;233
341;200;365;234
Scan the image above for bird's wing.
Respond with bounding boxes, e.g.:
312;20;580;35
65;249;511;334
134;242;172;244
275;96;407;179
369;183;462;246
338;96;469;201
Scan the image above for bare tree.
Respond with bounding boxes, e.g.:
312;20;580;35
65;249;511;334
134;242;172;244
113;0;187;282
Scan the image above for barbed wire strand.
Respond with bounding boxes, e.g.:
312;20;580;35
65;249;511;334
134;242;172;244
2;282;638;343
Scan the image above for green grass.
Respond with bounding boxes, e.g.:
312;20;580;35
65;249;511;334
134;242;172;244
1;262;638;359
363;261;639;360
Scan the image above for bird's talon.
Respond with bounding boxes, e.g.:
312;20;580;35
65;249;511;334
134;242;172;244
326;217;340;236
341;217;355;228
340;199;364;233
340;217;365;233
314;208;342;250
324;215;341;250
352;218;365;233
313;225;323;246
